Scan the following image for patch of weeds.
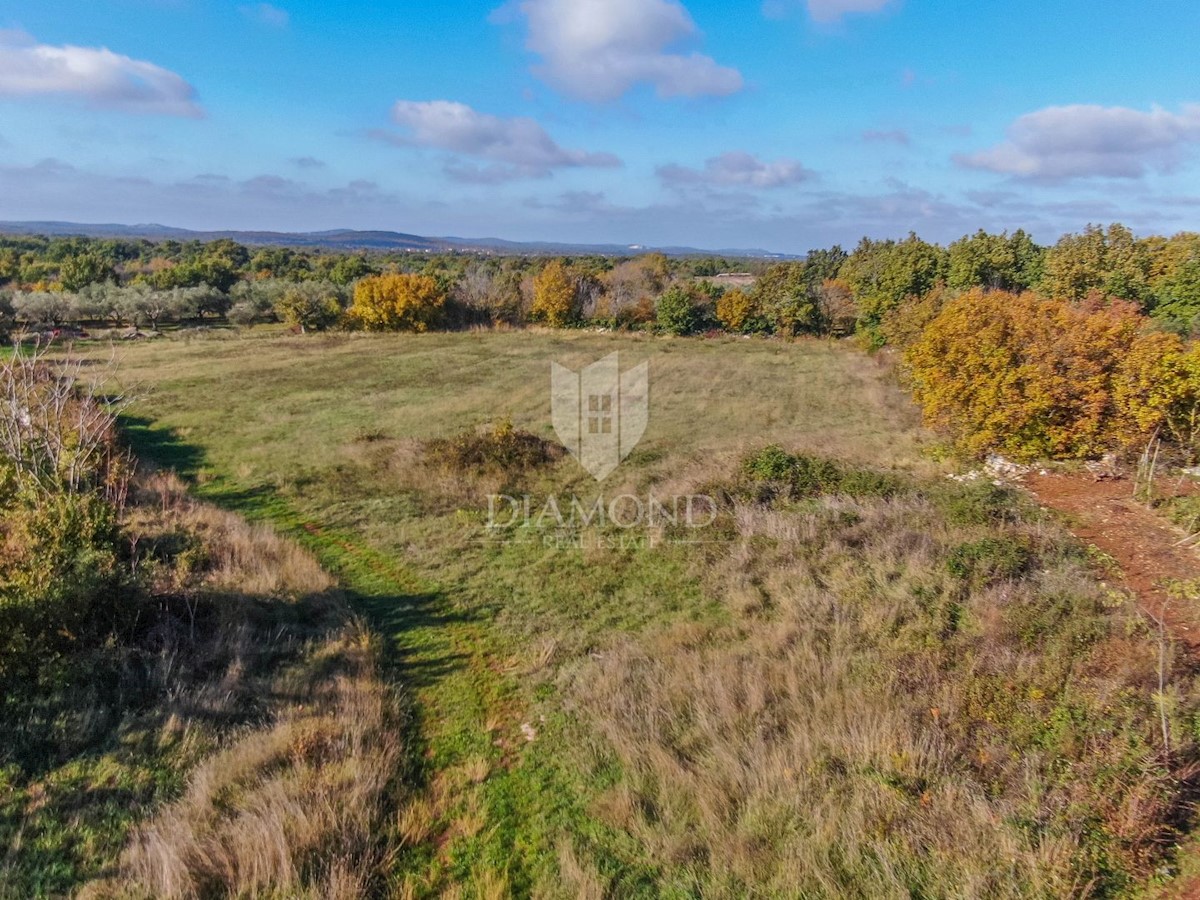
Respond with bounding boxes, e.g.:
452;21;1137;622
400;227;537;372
946;535;1035;585
932;480;1020;526
738;445;906;504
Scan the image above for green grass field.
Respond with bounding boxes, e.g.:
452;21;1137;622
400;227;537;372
74;329;1200;897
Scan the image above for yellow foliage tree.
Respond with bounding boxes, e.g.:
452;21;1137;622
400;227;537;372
715;288;757;332
1114;331;1200;453
349;274;445;332
906;290;1143;459
530;260;577;327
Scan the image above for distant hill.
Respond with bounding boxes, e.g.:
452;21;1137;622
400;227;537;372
0;221;797;259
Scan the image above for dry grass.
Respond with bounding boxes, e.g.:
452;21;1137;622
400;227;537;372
562;487;1197;897
87;628;404;900
72;473;421;900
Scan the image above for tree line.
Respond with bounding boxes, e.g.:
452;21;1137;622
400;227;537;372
7;224;1200;461
5;224;1200;341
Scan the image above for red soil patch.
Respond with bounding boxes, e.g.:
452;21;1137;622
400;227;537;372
1026;472;1200;651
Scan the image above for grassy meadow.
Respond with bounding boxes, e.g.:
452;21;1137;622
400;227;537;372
57;328;1200;897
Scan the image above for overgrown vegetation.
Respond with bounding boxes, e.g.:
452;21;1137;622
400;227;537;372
0;346;415;898
66;329;1200;897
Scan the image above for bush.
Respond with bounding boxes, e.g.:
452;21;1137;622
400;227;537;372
427;419;563;475
740;445;904;502
715;288;764;333
933;480;1020;526
274;281;345;333
0;484;131;697
946;535;1034;585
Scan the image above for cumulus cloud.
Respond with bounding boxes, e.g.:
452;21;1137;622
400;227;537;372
958;103;1200;181
510;0;743;102
240;4;290;28
658;151;813;189
763;0;897;23
382;99;621;181
0;29;201;117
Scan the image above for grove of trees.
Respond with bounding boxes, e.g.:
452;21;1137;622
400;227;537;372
7;224;1200;461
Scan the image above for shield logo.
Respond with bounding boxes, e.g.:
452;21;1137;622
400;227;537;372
551;353;648;481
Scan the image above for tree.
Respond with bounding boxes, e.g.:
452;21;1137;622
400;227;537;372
59;253;115;293
228;280;287;327
752;263;820;335
1113;332;1200;454
843;234;947;333
1151;259;1200;333
531;260;578;327
327;254;376;286
656;285;706;335
12;291;70;327
1040;224;1152;304
906;290;1144;459
115;285;170;330
816;279;857;336
350;274;446;332
802;246;848;291
715;288;760;333
275;282;345;333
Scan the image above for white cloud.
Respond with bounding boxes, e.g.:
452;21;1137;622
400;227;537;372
240;4;290;28
958;104;1200;181
658;151;813;188
384;99;621;181
0;29;201;117
764;0;897;23
511;0;743;102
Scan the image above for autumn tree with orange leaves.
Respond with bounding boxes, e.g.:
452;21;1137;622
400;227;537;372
906;290;1145;459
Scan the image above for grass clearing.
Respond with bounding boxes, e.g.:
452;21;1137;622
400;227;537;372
72;328;1200;896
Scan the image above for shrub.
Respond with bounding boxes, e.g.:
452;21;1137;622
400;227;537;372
427;418;563;475
0;484;130;697
946;535;1034;585
740;445;904;502
350;273;445;332
933;480;1020;526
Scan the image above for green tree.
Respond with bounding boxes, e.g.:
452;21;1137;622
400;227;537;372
752;263;819;335
655;285;706;335
275;282;345;333
1040;223;1152;304
59;254;115;293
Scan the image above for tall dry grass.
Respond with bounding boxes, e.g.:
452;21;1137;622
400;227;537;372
80;474;420;899
561;489;1197;897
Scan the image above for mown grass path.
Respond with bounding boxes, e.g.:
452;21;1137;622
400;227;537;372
149;471;650;896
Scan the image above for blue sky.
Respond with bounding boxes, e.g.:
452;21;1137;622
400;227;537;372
1;0;1199;252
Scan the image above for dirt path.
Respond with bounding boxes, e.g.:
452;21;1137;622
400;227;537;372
1025;472;1200;651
